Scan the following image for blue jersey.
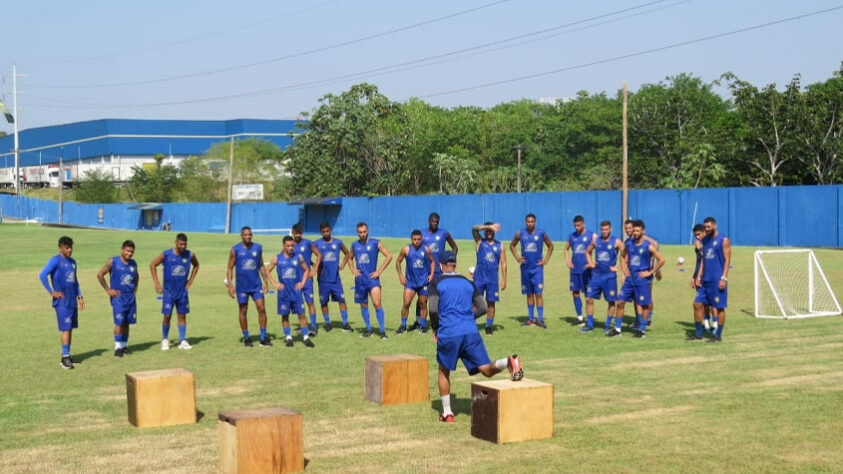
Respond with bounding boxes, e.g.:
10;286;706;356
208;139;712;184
110;256;138;305
701;234;727;282
162;249;191;299
276;252;304;299
431;273;480;339
593;235;618;277
293;238;314;269
405;244;430;288
351;239;380;276
569;229;594;274
314;238;343;283
475;240;502;284
625;239;653;283
39;255;81;309
233;242;263;292
519;228;546;268
422;228;449;264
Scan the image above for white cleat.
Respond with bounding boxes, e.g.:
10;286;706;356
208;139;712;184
178;340;192;350
161;339;170;351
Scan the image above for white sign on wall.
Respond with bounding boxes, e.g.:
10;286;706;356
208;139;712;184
232;184;264;201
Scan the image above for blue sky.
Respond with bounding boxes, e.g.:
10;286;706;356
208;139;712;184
2;0;841;131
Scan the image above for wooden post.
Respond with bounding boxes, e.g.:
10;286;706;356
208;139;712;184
58;153;63;224
622;82;629;222
225;137;234;234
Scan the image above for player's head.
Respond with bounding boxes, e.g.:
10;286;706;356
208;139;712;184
291;223;303;241
693;224;705;241
600;220;612;239
121;240;135;259
356;222;369;241
624;219;634;237
240;226;253;244
58;236;73;257
428;212;440;230
632;220;645;240
525;213;536;231
282;235;295;254
175;233;188;252
704;217;717;236
573;215;585;233
319;221;332;239
441;250;457;273
411;229;422;247
484;221;496;240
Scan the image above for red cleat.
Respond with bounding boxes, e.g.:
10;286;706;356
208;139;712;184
507;354;524;381
439;413;455;423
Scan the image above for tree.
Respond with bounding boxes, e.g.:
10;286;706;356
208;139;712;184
177;154;226;202
203;138;285;188
75;168;118;203
796;65;843;184
127;154;180;202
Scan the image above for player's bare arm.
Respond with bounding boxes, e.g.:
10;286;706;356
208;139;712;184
500;247;508;291
348;250;361;277
185;253;200;290
720;237;731;290
97;258;120;298
149;253;164;294
265;256;283;290
426;246;436;282
258;254;268;293
509;233;523;262
539;234;554;266
584;234;597;269
226;248;237;298
564;239;574;268
395;246;408;286
339;243;350;271
446;233;458;256
611;238;623;272
374;242;393;279
310;243;322;279
641;245;666;278
295;255;308;290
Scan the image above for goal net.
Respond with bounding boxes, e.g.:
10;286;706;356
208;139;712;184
754;249;841;319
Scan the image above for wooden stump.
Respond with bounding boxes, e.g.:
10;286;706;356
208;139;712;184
218;407;304;474
364;354;429;405
471;378;554;443
125;368;196;428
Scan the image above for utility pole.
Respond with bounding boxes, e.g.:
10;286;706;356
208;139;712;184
7;64;26;193
58;150;63;224
225;137;234;234
622;82;629;223
510;145;524;193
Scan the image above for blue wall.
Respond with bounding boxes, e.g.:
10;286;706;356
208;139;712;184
1;185;841;247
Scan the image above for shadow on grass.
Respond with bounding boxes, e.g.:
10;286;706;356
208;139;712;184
184;336;213;346
431;396;471;416
740;308;755;317
124;340;161;353
73;348;107;363
196;410;205;422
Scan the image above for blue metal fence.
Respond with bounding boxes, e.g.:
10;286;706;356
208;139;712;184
1;185;840;247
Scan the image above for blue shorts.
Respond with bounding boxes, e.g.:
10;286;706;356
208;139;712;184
587;275;617;302
354;276;381;304
695;281;728;309
236;289;264;305
570;269;591;292
301;279;315;304
112;300;137;325
318;279;346;305
277;294;304;315
619;278;652;306
436;332;492;375
474;280;500;302
162;292;189;315
404;283;429;296
55;306;79;331
520;266;544;295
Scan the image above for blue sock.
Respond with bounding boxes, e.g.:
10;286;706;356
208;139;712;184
639;319;647;333
322;312;331;323
636;314;643;326
703;314;711;323
309;314;317;328
401;317;407;328
260;328;267;341
121;333;129;343
586;314;594;329
162;324;170;339
340;310;349;325
695;322;704;338
527;304;535;321
715;323;724;338
361;307;372;331
615;317;622;329
178;324;186;342
114;334;121;344
375;308;385;332
419;318;427;328
648;310;654;326
302;325;309;337
605;316;613;330
573;297;583;317
242;330;250;339
283;325;291;337
61;344;70;356
486;317;494;328
537;306;544;323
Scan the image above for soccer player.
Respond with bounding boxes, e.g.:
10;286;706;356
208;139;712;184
412;212;458;330
265;236;315;348
583;221;623;334
623;218;659;330
150;233;200;350
472;222;507;335
694;217;731;342
565;215;596;326
291;223;323;335
509;213;553;328
39;236;85;369
348;222;393;339
394;230;435;334
96;240;139;357
613;220;665;338
687;224;714;340
313;221;350;332
429;251;523;423
226;226;270;347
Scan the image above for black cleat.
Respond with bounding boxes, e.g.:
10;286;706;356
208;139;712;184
114;348;124;358
570;318;585;326
341;323;353;332
485;326;493;335
259;338;273;347
536;321;547;329
419;326;429;334
60;356;74;370
303;338;315;348
121;346;132;355
408;321;420;331
324;322;333;332
380;332;388;340
522;320;536;327
360;330;373;338
310;326;318;337
706;336;722;343
606;328;622;337
244;337;253;347
395;325;407;335
686;335;703;341
285;338;294;347
633;330;646;339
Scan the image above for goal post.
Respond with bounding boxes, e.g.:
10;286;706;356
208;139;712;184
754;249;842;319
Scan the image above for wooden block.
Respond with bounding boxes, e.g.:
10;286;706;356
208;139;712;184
364;354;429;405
125;368;196;428
218;407;304;474
471;378;554;444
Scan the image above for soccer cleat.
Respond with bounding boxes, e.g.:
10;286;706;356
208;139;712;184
360;330;373;338
178;340;193;350
243;337;253;348
522;320;536;327
395;325;407;335
341;323;353;332
633;330;646;339
507;354;524;381
570;318;585;326
303;338;315;348
706;336;722;343
285;338;294;347
324;322;333;332
536;321;547;329
310;326;318;337
485;326;493;335
114;348;124;358
408;321;420;331
60;356;74;369
578;326;594;333
419;326;429;334
161;339;170;351
380;332;388;340
686;334;703;341
121;346;132;355
439;413;455;423
259;338;273;347
606;328;622;337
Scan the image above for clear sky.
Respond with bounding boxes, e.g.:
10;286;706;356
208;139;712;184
2;0;841;132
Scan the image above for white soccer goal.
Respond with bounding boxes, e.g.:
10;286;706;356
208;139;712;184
754;249;842;319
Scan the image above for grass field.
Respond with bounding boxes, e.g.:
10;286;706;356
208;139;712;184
1;224;842;473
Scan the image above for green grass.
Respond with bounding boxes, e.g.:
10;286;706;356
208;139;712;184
1;224;842;473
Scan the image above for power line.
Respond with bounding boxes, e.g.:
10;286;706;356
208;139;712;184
30;0;513;89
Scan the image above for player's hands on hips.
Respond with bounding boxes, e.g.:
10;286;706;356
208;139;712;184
695;277;702;288
154;282;163;294
622;268;630;277
517;256;525;263
262;284;268;294
369;271;379;279
274;281;284;291
295;282;304;291
718;280;726;290
566;260;574;269
227;286;236;299
426;274;434;283
352;268;361;277
655;270;662;281
609;265;618;272
107;289;120;298
537;259;547;266
50;290;64;299
638;271;651;278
